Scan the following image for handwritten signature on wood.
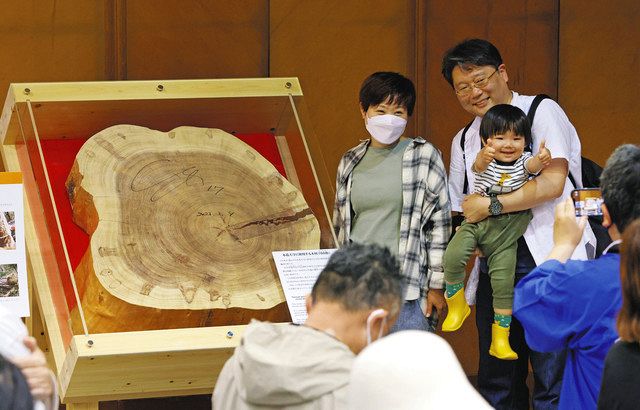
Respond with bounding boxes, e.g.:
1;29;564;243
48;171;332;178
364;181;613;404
130;159;224;202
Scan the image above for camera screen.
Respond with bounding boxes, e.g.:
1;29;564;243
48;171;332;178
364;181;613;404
571;189;603;217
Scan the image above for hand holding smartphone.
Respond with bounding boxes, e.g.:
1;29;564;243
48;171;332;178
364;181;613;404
571;188;604;217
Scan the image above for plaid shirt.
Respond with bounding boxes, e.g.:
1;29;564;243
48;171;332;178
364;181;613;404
333;138;452;300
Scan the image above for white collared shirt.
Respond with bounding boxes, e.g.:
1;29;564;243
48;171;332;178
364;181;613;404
449;91;597;264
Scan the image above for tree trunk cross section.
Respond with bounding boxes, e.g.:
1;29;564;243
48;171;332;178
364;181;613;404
66;125;319;332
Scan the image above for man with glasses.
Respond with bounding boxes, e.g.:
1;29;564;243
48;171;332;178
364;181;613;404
441;39;596;409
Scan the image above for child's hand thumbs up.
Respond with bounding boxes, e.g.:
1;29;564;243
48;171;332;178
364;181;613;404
537;139;552;166
481;138;496;162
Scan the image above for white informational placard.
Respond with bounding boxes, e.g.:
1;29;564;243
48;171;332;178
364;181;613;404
0;172;29;317
272;248;337;324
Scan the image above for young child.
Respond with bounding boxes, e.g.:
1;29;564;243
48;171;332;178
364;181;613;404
333;72;451;332
442;104;551;360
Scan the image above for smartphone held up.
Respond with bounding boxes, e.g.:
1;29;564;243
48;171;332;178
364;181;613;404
571;188;604;217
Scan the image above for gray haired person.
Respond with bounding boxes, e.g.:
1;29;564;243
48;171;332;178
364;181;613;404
212;243;405;410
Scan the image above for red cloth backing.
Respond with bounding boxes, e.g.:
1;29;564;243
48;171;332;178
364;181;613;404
39;133;285;309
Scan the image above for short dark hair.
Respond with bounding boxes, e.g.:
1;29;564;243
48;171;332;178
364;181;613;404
311;243;405;314
359;72;416;116
0;354;34;409
479;104;532;147
617;219;640;342
441;38;503;87
600;144;640;232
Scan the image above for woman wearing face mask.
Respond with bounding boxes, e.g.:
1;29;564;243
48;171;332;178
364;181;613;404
333;72;452;332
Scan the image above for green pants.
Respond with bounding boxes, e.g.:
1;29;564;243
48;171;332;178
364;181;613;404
444;210;533;310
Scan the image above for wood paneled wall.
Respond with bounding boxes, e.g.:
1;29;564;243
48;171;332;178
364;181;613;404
559;0;640;166
0;2;107;94
270;0;418;191
0;1;268;94
124;1;268;80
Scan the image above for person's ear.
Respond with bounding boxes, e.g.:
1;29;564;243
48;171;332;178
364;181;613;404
360;105;367;120
601;203;622;240
602;204;612;228
498;63;509;83
367;308;390;337
305;294;313;313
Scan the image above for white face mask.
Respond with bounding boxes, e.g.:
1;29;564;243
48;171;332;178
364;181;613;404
365;114;407;145
366;309;388;345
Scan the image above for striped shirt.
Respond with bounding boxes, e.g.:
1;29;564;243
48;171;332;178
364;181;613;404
333;138;452;299
474;152;535;196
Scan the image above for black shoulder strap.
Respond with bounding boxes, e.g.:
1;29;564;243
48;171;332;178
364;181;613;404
527;94;550;125
461;120;473;194
526;94;550;153
528;94;580;188
580;156;604;188
527;94;578;188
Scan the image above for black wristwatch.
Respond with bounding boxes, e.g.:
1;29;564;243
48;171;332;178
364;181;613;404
488;195;503;216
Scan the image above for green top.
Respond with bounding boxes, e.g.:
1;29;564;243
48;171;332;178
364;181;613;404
350;138;410;256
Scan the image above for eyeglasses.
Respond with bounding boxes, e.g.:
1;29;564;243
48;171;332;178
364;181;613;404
455;69;498;96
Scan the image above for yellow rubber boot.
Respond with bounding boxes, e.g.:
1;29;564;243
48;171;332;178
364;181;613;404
489;322;518;360
442;288;471;332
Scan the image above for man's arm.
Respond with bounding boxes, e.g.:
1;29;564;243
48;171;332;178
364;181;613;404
546;197;587;262
462;157;568;223
513;198;589;352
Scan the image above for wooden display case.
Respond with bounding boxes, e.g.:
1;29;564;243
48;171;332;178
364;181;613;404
0;78;335;409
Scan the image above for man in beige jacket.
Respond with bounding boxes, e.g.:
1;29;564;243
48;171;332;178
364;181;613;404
212;243;405;410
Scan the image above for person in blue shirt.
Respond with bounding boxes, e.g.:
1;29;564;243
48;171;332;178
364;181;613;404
514;143;640;410
598;219;640;410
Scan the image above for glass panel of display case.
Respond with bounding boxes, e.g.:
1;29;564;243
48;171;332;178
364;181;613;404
11;81;334;337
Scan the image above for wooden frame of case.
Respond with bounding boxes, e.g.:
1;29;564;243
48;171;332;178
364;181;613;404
0;78;335;409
